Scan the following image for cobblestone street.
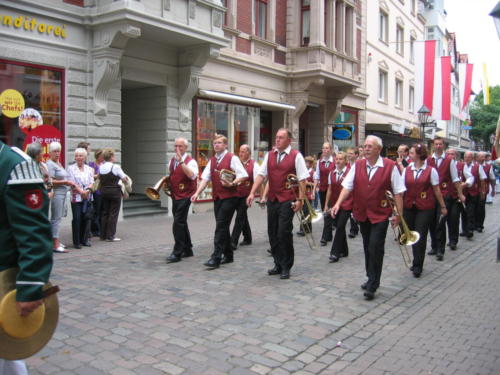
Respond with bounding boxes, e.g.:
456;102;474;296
27;199;500;375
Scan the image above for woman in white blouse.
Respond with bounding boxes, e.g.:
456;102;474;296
68;148;95;249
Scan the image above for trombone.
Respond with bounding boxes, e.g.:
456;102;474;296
286;174;322;250
385;190;420;268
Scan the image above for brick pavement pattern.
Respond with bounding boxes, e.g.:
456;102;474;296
26;200;500;374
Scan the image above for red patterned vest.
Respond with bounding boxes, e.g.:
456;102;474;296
267;149;299;202
427;155;453;197
210;152;238;200
352;158;395;224
403;166;435;210
463;163;480;197
236;159;254;198
318;158;335;192
328;167;353;210
481;163;492;194
169;156;197;200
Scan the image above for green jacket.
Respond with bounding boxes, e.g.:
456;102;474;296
0;141;53;302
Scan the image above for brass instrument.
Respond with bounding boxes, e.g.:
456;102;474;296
145;176;171;200
215;169;236;184
385;190;420;268
286;174;322;249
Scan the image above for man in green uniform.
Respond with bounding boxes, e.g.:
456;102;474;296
0;140;53;374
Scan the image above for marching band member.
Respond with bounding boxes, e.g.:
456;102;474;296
297;156;315;236
445;148;464;250
460;151;487;238
325;152;352;263
476;152;496;231
247;128;308;280
396;144;411;173
166;137;199;263
346;148;359;238
403;144;447;278
314;142;335;246
191;135;247;269
427;137;464;260
332;135;406;300
230;144;256;249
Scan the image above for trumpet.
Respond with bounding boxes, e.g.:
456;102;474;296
286;174;322;250
385;190;419;268
145;176;171;200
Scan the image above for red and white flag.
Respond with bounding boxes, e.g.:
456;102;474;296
414;40;436;115
432;56;451;121
458;63;474;110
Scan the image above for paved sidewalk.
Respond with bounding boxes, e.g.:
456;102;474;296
26;199;500;374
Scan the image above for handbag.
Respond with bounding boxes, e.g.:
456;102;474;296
82;199;94;220
90;175;101;193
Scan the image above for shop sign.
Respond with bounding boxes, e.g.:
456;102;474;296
0;13;67;39
22;125;63;163
0;89;25;118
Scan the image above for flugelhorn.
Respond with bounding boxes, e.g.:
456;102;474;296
385;190;419;268
145;176;171;200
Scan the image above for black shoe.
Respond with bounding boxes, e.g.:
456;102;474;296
220;256;234;265
459;232;467;237
329;255;339;263
280;270;290;279
204;258;220;269
182;249;194;258
412;266;422;278
268;266;281;275
81;242;91;247
476;228;483;233
340;253;348;258
240;240;252;246
360;282;368;290
166;254;181;263
266;248;272;255
436;253;444;261
427;249;437;255
230;242;238;250
296;231;305;237
449;243;457;250
73;244;82;249
466;232;473;239
348;232;357;238
363;291;375;300
320;240;327;246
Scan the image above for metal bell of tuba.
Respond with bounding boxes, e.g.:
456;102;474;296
145;176;171;200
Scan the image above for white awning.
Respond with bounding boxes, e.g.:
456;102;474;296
198;90;296;111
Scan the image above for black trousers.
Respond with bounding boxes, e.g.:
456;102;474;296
91;193;102;236
460;199;468;234
429;196;455;253
475;197;486;230
211;197;238;261
267;199;295;272
172;197;193;256
71;202;91;246
319;191;334;242
359;220;389;293
465;194;479;235
330;209;351;257
100;194;121;240
230;196;252;245
403;207;434;271
349;216;359;235
447;199;462;246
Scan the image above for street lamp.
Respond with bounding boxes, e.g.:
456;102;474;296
418;105;431;141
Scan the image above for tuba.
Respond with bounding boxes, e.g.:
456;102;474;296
385;190;420;268
145;176;171;200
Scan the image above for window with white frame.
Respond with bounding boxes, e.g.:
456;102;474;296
344;4;354;56
379;10;388;43
409;86;415;113
301;0;311;46
396;25;404;56
410;36;415;64
379;69;388;102
255;0;267;38
395;79;403;108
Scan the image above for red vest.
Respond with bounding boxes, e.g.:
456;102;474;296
318;158;335;192
352;158;395;224
481;163;492;194
267;149;299;202
329;167;353;211
236;159;254;198
403;166;435;210
306;168;314;201
210;152;238;200
427;155;453;197
169;156;197;200
463;163;480;196
449;161;463;199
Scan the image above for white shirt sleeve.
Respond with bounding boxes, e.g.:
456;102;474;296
478;165;487;180
231;156;248;179
449;159;460;183
430;167;440;186
295;153;310;181
313;163;320;181
113;164;126;179
201;160;212;181
187;159;199;180
341;165;356;191
489;167;496;181
258;153;269;177
253;162;260;180
328;171;333;185
391;166;406;194
463;166;474;187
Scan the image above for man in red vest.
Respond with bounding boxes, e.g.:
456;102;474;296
230;144;256;249
461;151;487;238
166;137;199;263
191;135;248;269
247;128;308;280
314;142;336;246
332;135;405;300
427;137;465;259
476;151;496;230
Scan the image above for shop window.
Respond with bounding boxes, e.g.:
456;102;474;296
194;99;269;201
255;0;267;38
0;60;64;162
301;0;311;46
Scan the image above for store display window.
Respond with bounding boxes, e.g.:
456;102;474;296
194;98;271;201
331;107;358;150
0;59;64;162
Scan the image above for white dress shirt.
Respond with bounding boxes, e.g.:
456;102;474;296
479;162;496;181
99;162;126;179
431;152;460;183
257;145;309;181
170;153;198;180
342;156;406;194
406;161;439;186
328;167;347;185
313;155;334;181
463;162;487;188
201;150;248;181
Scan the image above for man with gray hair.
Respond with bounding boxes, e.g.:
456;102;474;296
166;137;199;263
332;135;406;300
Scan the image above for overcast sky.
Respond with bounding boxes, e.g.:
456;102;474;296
444;0;500;92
